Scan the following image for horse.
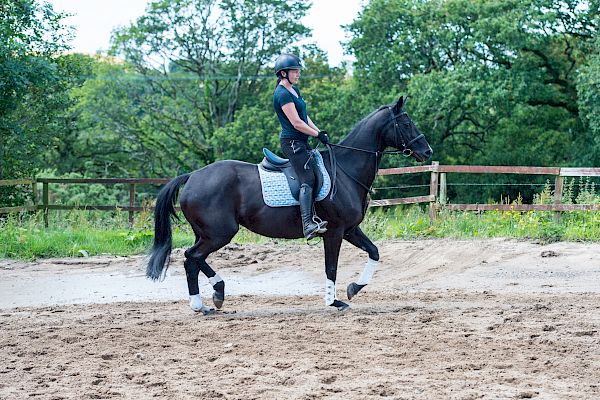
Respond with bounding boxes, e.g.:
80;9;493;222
147;96;432;314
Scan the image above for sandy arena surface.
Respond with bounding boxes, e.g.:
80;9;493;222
1;238;599;399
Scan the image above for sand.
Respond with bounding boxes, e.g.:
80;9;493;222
1;238;599;399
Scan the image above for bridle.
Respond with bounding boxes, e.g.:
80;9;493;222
384;107;425;157
328;106;423;156
325;106;424;198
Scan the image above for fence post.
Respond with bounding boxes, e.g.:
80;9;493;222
429;161;440;221
439;172;447;206
554;173;564;223
42;181;49;228
31;180;38;210
129;183;136;227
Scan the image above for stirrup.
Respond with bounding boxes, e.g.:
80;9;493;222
312;215;328;234
304;225;321;240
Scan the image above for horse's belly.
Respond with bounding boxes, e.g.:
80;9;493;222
239;205;304;240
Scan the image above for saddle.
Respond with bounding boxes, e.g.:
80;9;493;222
258;148;328;205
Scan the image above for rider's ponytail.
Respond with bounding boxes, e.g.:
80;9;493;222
275;77;281;89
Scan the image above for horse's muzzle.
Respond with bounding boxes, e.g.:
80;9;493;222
415;147;433;163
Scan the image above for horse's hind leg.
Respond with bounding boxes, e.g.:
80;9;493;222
184;229;237;313
183;255;214;315
343;226;379;300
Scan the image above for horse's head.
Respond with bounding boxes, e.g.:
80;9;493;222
379;96;432;162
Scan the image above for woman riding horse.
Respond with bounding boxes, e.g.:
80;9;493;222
273;53;329;239
147;83;432;313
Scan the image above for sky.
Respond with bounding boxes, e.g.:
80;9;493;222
47;0;365;66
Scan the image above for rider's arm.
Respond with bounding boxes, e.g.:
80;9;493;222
307;116;319;132
281;102;319;137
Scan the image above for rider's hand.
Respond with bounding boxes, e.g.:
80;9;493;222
317;131;330;145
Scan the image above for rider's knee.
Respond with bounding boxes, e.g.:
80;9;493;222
302;174;315;189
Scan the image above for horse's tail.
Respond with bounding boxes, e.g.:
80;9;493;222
147;173;191;281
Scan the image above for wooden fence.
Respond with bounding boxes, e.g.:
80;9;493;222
0;178;169;227
371;161;600;219
2;162;600;225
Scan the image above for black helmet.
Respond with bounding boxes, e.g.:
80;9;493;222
274;54;304;75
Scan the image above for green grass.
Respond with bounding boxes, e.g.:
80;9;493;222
0;209;287;260
0;210;186;260
1;206;600;260
361;206;600;242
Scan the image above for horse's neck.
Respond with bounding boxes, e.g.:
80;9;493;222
337;119;384;191
340;113;385;153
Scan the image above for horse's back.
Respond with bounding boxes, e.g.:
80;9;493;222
179;160;259;210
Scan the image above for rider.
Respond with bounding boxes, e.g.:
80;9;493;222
273;53;329;239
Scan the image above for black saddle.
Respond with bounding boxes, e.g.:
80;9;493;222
259;148;324;201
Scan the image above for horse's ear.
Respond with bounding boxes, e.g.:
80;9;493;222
393;96;405;113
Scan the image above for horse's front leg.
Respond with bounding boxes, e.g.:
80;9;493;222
323;232;351;311
343;226;379;300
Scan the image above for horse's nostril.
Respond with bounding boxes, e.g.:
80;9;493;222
425;148;433;158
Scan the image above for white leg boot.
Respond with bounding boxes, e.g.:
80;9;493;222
189;294;215;315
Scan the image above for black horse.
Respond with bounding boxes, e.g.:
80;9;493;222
147;96;432;313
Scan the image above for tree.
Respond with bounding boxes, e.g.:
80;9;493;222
68;60;211;177
0;0;73;205
99;0;311;174
346;0;598;202
0;0;72;178
347;0;598;165
577;36;600;165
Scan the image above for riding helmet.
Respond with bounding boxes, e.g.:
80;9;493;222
274;54;304;75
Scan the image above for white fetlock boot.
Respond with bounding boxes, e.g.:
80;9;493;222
325;279;336;306
189;294;215;315
325;279;351;311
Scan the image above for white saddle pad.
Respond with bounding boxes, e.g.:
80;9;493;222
258;151;331;207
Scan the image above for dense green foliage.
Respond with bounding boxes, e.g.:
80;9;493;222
348;0;599;201
348;0;598;159
1;0;74;204
0;0;599;209
95;0;312;175
577;35;600;143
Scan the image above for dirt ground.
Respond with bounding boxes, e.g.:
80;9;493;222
1;238;599;399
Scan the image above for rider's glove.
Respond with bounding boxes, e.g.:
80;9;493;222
317;131;330;145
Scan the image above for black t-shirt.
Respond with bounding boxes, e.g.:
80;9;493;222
273;84;308;141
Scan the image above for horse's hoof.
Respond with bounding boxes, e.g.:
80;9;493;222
213;291;224;309
191;304;215;315
331;299;351;311
347;282;366;300
201;306;216;316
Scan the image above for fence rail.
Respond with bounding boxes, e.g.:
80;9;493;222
370;162;600;220
0;179;36;186
2;163;600;225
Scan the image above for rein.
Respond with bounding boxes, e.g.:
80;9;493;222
324;106;424;200
325;143;376;199
324;146;372;200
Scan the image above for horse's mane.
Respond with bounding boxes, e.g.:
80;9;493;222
339;104;389;142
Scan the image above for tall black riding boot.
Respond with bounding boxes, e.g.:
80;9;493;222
299;184;327;239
